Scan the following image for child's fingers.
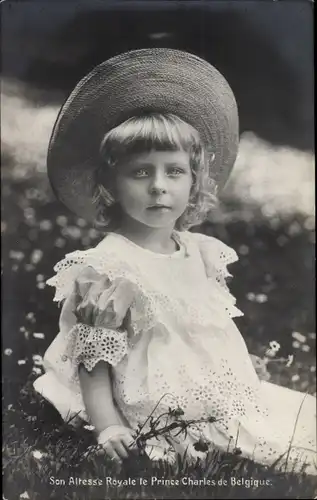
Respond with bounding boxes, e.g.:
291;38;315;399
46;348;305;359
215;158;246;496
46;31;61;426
103;443;122;463
113;440;129;459
121;434;138;452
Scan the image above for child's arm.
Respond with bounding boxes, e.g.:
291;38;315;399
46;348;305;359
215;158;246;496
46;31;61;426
75;278;137;462
78;360;124;433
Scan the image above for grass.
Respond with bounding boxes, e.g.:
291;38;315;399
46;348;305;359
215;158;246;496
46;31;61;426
3;377;317;500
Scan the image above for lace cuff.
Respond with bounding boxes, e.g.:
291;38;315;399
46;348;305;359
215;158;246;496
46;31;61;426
73;323;128;371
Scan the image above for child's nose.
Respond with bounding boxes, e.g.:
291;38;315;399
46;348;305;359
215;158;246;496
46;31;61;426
149;173;168;194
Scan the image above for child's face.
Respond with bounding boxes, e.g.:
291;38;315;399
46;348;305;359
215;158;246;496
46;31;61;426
113;150;193;229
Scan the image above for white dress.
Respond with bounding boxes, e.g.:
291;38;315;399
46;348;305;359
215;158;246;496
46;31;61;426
33;231;317;474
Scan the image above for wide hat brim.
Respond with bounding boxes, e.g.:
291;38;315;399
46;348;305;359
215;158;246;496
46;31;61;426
47;48;239;222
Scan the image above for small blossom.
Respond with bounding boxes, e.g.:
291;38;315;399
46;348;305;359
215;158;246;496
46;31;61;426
285;355;294;367
255;293;268;304
31;249;43;264
9;250;24;261
32;450;43;460
292;341;301;349
39;220;52;231
269;341;280;351
32;367;42;375
33;332;45;339
20;492;30;499
62;226;81;239
83;424;95;431
265;340;280;357
291;374;300;382
247;292;256;301
77;218;87;227
26;312;35;321
292;332;306;343
4;348;13;356
301;345;310;352
310;366;316;373
18;359;27;365
32;354;43;366
56;215;68;226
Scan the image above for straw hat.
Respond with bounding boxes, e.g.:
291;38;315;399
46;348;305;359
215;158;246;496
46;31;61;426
47;48;239;221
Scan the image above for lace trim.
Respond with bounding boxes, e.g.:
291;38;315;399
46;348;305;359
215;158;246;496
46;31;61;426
72;323;128;371
191;233;243;318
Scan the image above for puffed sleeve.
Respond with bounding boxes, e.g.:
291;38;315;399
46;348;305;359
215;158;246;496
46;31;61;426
33;250;136;426
68;269;136;371
192;232;243;319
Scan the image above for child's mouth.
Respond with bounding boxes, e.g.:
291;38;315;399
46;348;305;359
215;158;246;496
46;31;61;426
147;205;171;212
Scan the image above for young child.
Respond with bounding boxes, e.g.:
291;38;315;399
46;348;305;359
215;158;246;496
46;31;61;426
34;49;316;474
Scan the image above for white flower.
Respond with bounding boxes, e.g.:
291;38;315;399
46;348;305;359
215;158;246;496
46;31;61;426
33;332;45;339
56;215;68;226
18;359;27;365
247;292;255;301
265;340;280;357
32;354;43;366
285;355;294;367
291;331;306;343
301;345;310;352
4;348;13;356
20;492;30;499
31;249;43;264
32;450;43;460
292;341;300;349
32;367;42;375
83;424;95;431
255;293;268;303
291;374;300;382
39;220;52;231
269;341;280;351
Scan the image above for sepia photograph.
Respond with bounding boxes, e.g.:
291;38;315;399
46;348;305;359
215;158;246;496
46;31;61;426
2;1;316;499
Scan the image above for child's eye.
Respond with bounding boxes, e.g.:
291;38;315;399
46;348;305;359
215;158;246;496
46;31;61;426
133;168;149;178
168;167;185;177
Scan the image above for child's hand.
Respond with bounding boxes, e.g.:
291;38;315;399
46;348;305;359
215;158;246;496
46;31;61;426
97;425;138;463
